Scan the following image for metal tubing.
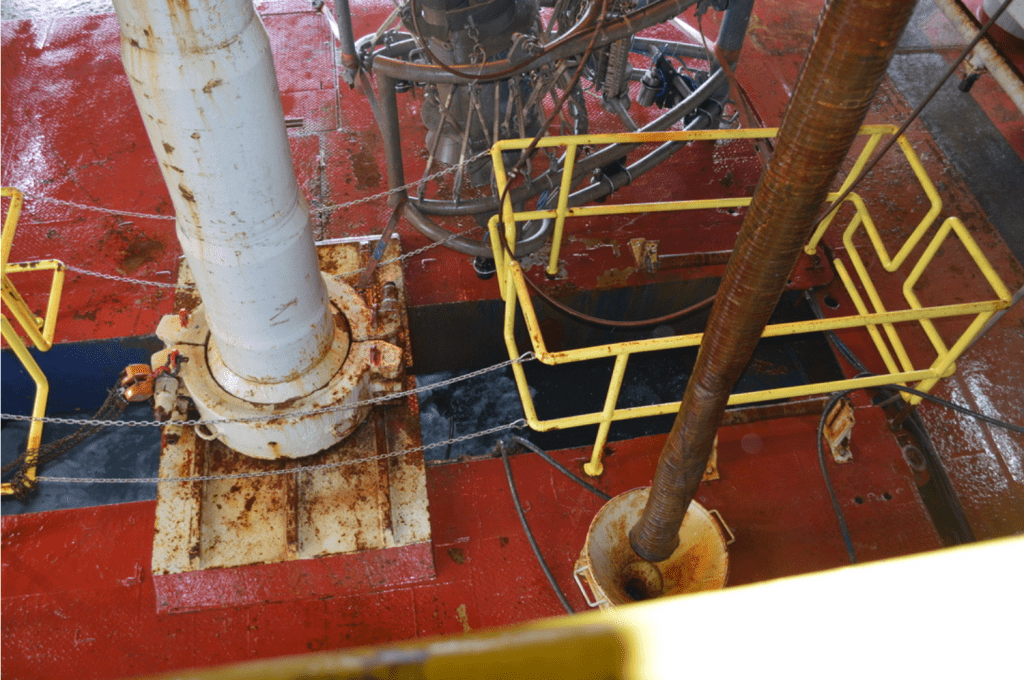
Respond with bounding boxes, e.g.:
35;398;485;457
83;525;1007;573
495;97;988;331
377;73;407;208
113;0;334;386
372;0;699;85
716;0;755;65
931;0;1024;114
333;0;360;79
629;0;920;562
398;68;727;257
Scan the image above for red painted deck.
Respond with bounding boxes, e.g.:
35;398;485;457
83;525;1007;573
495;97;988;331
3;422;946;678
3;0;1024;678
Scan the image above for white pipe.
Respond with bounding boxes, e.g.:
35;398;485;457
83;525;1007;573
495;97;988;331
113;0;333;387
932;0;1024;115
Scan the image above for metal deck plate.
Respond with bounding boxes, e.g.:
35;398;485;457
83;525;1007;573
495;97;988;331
151;239;433;612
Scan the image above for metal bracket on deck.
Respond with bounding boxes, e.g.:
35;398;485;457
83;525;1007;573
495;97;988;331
824;397;856;464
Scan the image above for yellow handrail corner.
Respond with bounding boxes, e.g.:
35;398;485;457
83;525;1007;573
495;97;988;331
2;187;66;496
487;128;1009;475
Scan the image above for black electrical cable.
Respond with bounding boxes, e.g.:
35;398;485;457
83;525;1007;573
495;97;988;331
509;435;612;500
817;390;859;564
804;291;871;374
500;442;576;614
811;0;1016;231
874;384;1024;434
804;292;1024;434
817;378;1024;564
805;293;977;545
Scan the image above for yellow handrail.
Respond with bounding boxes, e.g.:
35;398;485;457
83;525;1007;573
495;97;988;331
486;127;1010;476
2;187;66;495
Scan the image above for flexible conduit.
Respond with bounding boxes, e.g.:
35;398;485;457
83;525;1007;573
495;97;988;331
628;0;920;562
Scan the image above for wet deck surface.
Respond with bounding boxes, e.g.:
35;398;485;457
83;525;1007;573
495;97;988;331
3;0;1023;677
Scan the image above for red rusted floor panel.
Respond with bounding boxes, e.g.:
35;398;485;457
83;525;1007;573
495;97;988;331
3;0;1024;677
2;423;942;679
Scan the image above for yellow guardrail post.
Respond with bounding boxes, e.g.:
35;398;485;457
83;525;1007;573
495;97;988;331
584;353;630;477
2;187;66;496
548;142;578;277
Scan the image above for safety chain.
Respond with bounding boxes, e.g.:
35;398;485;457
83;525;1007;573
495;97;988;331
17;194;177;220
331;222;485;280
20;149;493;290
0;352;535;428
64;264;192;289
313;149;492;215
37;419;528;485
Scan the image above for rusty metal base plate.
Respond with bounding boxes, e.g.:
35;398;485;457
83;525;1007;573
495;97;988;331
152;238;434;613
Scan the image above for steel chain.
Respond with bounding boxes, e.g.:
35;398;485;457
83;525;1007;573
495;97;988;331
331;222;485;279
17;194;177;220
36;419;528;485
18;149;493;289
0;352;534;428
64;264;192;289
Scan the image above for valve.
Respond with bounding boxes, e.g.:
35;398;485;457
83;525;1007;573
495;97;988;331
637;66;664;108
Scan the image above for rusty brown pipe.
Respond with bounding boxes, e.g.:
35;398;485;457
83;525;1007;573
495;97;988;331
629;0;919;562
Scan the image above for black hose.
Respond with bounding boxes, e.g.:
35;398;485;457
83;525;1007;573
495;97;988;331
817;391;859;564
816;377;1023;563
877;385;1024;434
807;291;977;545
509;436;612;501
500;442;575;614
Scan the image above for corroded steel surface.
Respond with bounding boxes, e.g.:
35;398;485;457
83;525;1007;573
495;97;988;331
151;238;431;603
2;0;1024;677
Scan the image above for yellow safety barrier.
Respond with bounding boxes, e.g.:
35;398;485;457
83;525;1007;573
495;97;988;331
487;125;1011;476
2;187;66;495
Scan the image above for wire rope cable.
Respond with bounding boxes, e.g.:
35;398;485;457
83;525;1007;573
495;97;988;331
32;419;528;486
0;352;535;428
509;435;611;500
500;441;576;614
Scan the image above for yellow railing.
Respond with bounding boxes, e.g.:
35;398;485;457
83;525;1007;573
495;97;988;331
486;126;1011;476
2;187;66;495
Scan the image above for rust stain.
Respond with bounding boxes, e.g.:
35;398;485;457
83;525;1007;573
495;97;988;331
162;142;175;154
595;267;635;289
120;233;165;274
178;184;196;203
455;604;472;633
350;134;382;191
269;299;298;323
202;79;223;94
447;547;466;564
578;236;621;258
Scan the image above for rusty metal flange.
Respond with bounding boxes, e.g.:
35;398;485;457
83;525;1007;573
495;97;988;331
154;274;404;460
